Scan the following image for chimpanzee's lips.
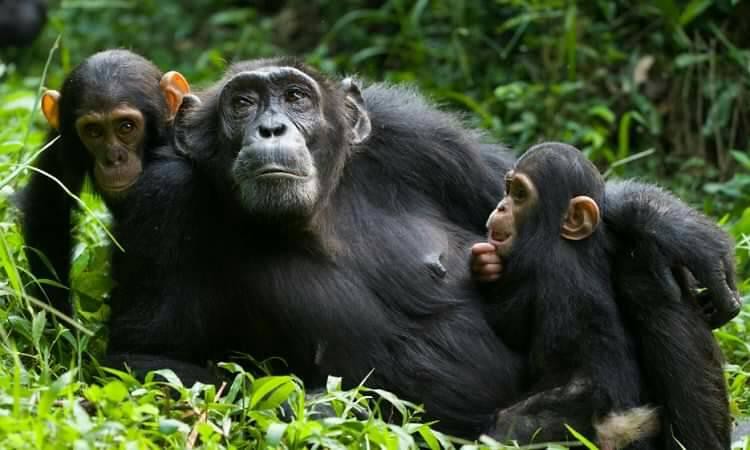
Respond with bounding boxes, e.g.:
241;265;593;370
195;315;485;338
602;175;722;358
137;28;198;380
96;160;142;195
489;230;511;246
254;165;308;179
99;176;138;193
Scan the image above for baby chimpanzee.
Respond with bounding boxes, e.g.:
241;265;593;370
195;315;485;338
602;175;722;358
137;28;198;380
472;142;731;450
472;142;656;448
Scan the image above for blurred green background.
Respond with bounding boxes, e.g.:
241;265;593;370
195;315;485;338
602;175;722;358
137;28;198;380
1;1;750;448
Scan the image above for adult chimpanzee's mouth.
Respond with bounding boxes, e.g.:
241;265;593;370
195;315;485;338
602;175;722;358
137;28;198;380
254;165;308;179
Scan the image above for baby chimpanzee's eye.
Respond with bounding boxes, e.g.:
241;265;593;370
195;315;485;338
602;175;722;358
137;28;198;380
511;180;527;201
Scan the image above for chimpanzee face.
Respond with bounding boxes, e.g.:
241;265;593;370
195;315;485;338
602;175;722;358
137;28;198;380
219;67;323;219
485;144;603;261
40;51;190;202
75;104;146;197
486;170;538;258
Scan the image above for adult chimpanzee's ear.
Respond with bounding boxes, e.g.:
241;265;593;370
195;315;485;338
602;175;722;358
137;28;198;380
41;90;61;130
160;71;191;120
561;196;600;240
341;77;371;144
172;93;203;156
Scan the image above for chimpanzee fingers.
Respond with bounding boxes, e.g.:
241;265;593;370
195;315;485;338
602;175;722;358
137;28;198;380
471;242;498;256
672;261;740;328
476;263;502;275
475;252;501;265
472;268;502;282
472;258;503;280
476;265;502;283
691;262;741;328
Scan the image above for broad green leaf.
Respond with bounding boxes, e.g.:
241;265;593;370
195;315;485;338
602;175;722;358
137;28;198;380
250;376;296;409
265;422;288;446
31;310;46;347
159;418;189;435
102;380;128;403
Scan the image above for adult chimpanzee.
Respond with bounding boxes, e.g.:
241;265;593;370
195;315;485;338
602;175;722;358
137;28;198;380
472;143;731;449
17;49;190;316
102;57;737;440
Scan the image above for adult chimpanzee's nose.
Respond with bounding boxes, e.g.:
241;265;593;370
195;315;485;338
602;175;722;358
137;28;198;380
258;122;287;139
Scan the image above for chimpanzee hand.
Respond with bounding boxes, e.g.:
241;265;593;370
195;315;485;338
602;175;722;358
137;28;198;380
673;258;740;329
604;180;742;328
470;242;502;282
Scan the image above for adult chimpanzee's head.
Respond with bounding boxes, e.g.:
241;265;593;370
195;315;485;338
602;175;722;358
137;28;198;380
486;142;604;264
41;49;189;199
173;58;371;222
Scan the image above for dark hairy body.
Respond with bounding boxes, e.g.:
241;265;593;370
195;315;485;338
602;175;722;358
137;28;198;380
108;76;523;437
19;54;737;442
472;145;732;448
607;181;733;450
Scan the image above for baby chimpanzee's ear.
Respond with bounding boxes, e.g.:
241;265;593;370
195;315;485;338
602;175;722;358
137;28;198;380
41;90;61;130
561;196;600;241
160;71;191;120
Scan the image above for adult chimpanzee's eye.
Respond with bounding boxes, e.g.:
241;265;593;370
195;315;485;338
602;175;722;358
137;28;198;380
285;87;308;103
119;120;135;134
84;124;103;139
232;96;256;115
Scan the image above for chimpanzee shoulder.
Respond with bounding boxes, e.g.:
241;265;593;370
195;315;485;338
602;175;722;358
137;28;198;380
350;82;512;229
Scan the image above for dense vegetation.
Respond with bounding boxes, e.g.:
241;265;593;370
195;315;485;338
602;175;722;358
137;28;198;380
0;0;748;448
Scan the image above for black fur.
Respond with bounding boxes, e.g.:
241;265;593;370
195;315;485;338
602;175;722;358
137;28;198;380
483;143;652;448
606;181;733;450
107;59;525;437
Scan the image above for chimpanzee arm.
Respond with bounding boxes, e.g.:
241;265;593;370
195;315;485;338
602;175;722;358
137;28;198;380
360;84;515;231
16;138;86;317
103;147;222;385
604;180;740;328
613;251;732;450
